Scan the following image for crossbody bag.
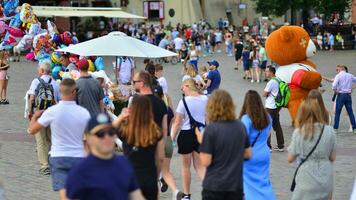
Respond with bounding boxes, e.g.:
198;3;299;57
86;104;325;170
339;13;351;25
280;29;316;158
182;96;205;132
290;125;324;192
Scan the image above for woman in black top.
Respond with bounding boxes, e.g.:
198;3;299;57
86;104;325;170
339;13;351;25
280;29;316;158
113;95;164;200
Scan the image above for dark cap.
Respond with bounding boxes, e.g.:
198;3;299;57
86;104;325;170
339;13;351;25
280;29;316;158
86;113;112;134
77;58;89;70
207;60;219;68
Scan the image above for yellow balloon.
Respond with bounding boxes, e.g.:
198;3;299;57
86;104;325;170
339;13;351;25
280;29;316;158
88;59;95;72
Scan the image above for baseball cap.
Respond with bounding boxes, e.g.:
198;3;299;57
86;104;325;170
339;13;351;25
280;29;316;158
86;113;113;135
76;58;89;70
207;60;219;68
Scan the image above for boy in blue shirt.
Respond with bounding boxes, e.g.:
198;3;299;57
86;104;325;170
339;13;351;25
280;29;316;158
206;60;221;95
242;46;252;80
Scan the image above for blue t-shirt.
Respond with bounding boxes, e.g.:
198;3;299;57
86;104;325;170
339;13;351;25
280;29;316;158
207;70;221;94
242;50;250;66
66;154;139;200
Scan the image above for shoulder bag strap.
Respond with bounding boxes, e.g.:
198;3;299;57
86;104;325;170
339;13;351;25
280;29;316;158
291;125;324;191
182;96;196;125
251;131;262;147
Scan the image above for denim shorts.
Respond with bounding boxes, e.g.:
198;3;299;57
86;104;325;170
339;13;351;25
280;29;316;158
49;156;84;191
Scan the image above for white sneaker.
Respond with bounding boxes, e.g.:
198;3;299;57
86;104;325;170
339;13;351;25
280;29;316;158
173;191;184;200
348;127;353;133
251;79;254;83
257;80;260;83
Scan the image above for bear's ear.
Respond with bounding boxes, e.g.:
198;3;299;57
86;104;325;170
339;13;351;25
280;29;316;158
279;26;294;42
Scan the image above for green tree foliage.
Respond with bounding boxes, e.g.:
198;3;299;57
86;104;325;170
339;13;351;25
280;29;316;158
254;0;351;19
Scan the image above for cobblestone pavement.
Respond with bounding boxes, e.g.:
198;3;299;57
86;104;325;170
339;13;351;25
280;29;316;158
0;50;356;200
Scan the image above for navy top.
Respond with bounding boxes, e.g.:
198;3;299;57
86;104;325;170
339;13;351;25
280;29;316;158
207;70;221;94
66;154;139;200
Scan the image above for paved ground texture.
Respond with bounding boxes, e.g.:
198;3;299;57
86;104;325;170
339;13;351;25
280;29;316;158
0;50;356;200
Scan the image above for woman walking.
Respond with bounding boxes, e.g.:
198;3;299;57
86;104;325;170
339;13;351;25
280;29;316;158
250;47;261;83
0;51;10;104
171;79;207;200
239;90;276;200
198;89;252;200
113;95;164;200
288;94;336;200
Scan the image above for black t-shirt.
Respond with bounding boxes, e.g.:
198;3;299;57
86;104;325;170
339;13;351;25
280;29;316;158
167;107;174;136
146;94;167;129
234;43;244;56
200;120;250;192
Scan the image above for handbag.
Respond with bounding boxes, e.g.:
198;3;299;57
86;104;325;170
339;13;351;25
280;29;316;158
290;125;324;192
182;96;205;132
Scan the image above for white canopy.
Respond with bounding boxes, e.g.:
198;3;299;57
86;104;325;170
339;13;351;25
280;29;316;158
32;6;145;19
56;31;177;58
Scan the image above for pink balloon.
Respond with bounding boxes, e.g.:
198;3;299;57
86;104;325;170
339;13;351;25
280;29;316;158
0;21;8;34
25;52;35;61
6;27;24;37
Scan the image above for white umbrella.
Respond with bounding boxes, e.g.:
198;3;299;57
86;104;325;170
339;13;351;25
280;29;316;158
56;31;177;58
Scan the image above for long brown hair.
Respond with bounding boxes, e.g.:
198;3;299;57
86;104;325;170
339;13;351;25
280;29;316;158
119;95;161;147
239;90;269;130
207;89;236;123
306;89;329;124
295;99;328;140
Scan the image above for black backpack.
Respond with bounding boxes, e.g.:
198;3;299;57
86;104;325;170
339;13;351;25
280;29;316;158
34;78;55;110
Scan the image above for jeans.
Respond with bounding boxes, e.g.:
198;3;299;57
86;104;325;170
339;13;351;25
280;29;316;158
334;93;356;129
266;108;285;149
227;43;233;55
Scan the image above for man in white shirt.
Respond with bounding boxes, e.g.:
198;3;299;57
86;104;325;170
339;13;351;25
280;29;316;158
262;66;285;152
174;34;184;58
28;62;60;175
116;56;135;84
28;79;91;200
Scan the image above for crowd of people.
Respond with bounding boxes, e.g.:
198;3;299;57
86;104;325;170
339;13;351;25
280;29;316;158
0;16;354;200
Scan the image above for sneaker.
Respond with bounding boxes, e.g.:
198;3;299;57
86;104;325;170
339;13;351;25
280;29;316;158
348;127;353;133
264;78;269;82
159;177;168;193
251;79;254;83
181;194;191;200
333;129;338;133
353;129;356;134
39;168;51;176
174;191;184;200
0;99;9;104
257;80;260;83
273;147;284;152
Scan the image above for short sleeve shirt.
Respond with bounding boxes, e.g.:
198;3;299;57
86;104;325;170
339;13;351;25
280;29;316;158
76;76;105;117
28;75;61;102
264;78;279;109
117;58;134;84
176;95;208;130
200;120;250;191
66;154;139;200
146;94;167;129
157;77;168;93
207;70;221;94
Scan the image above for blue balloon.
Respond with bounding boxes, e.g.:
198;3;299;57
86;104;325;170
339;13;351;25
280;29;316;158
3;0;19;17
94;57;105;71
51;66;62;80
103;96;111;106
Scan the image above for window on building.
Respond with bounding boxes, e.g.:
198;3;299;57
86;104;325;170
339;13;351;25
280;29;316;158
143;1;164;20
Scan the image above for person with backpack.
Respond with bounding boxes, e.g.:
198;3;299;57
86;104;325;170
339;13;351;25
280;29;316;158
239;90;276;200
263;66;285;152
27;62;60;175
116;56;135;85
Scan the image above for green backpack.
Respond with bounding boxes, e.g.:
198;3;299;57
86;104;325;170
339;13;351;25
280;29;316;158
272;77;290;108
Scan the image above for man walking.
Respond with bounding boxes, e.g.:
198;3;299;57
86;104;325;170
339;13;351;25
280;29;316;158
66;113;145;200
116;56;135;84
263;66;285;151
76;58;105;116
28;79;90;200
206;60;221;95
332;64;356;133
28;62;60;175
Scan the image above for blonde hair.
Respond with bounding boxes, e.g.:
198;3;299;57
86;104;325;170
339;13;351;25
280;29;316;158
207;90;236;123
185;64;198;78
182;78;199;93
199;65;207;73
0;51;8;66
306;89;329;124
295;99;328;140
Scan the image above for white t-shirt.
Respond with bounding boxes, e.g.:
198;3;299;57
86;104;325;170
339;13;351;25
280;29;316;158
182;74;203;83
214;32;223;42
28;75;61;102
38;101;90;157
176;95;208;130
264;78;279;109
117;58;134;84
157;77;168;93
174;37;184;50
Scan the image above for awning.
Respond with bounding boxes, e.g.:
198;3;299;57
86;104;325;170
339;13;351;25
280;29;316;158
32;6;146;19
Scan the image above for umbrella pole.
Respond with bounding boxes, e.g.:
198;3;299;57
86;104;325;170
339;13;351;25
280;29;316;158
115;56;118;84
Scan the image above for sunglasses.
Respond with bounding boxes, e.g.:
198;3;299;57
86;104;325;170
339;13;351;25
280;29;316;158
94;128;117;138
132;80;143;84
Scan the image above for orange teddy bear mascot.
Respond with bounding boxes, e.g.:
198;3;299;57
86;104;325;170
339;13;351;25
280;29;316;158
265;26;322;125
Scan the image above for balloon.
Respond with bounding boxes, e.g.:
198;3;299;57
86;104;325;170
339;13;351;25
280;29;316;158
15;34;33;51
51;66;62;80
6;27;24;37
9;13;22;28
20;3;35;23
60;31;72;45
69;54;79;63
28;23;42;36
94;57;105;70
3;0;19;17
50;52;61;65
71;36;79;44
52;33;60;44
47;20;58;36
88;59;95;72
25;52;36;61
0;21;8;34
